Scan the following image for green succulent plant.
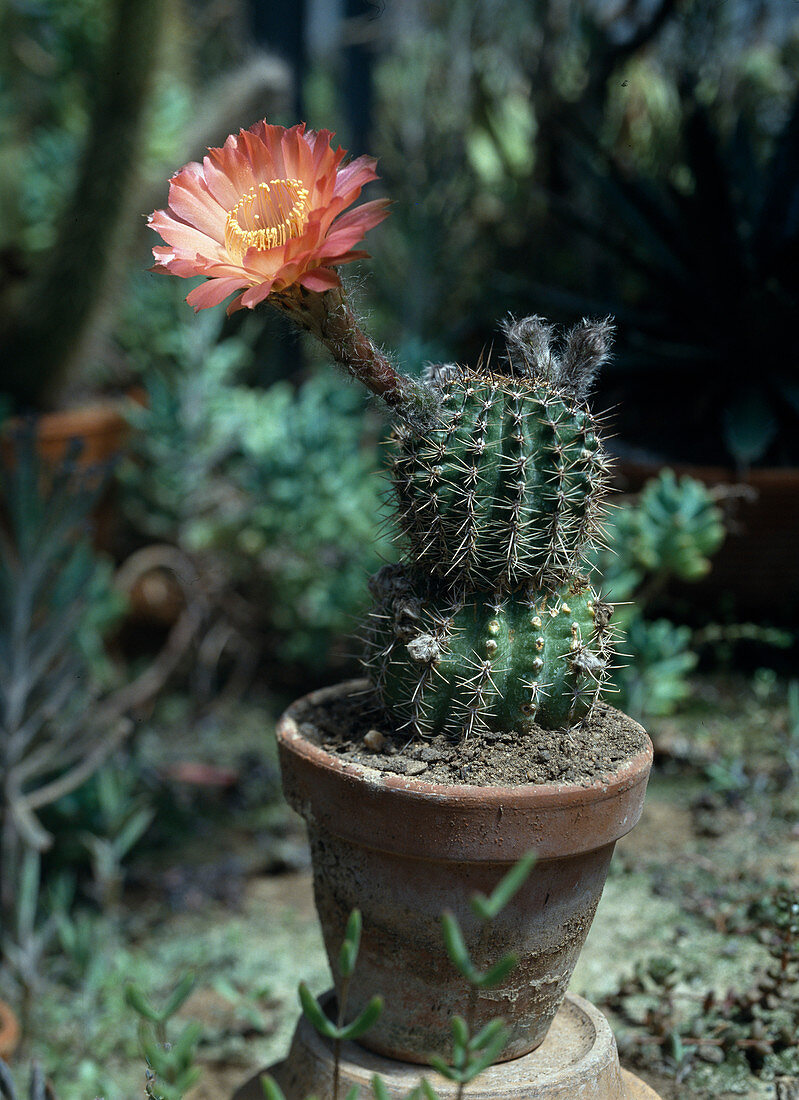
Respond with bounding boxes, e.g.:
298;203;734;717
621;471;726;582
587;469;726;719
126;974;201;1100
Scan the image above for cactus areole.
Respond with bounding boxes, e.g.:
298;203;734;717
363;316;617;738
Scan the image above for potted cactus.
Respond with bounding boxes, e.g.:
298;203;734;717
150;121;655;1091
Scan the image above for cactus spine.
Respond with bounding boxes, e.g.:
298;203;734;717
363;316;617;738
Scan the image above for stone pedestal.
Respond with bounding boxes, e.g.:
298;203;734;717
233;993;661;1100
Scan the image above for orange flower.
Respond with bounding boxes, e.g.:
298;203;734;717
149;121;389;314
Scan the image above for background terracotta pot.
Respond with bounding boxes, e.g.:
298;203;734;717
19;401;131;468
0;1000;20;1062
1;399;132;551
278;681;653;1066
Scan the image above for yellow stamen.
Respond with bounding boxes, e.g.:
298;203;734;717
225;178;310;261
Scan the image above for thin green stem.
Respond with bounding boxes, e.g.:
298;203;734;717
457;923;488;1100
333;973;352;1100
268;286;442;433
456;989;482;1100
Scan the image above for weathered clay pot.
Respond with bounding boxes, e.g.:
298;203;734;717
0;999;20;1061
1;399;132;551
278;681;653;1066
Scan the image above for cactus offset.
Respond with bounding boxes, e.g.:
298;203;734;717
363;315;617;736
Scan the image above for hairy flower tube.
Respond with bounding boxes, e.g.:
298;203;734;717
149;121;389;314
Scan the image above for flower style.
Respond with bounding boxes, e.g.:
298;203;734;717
149;121;389;314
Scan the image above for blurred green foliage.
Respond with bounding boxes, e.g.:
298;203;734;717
593;470;726;718
0;431;126;991
355;1;799;467
187;372;391;667
608;471;726;587
120;307;394;673
43;758;154;912
0;0;107;256
1;0;167;409
549;79;799;467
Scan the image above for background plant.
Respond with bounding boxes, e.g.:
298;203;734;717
591;470;797;720
0;0;165;409
125;974;201;1100
0;435;126;1004
0;433;197;1008
543;81;799;469
602;883;799;1084
120;307;394;680
72;762;155;913
0;1060;56;1100
591;469;725;719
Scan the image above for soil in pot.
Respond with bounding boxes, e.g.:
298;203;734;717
278;681;652;1066
290;687;648;787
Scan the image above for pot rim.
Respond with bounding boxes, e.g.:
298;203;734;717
278;680;653;861
613;454;799;488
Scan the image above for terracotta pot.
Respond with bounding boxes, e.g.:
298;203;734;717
613;457;799;617
0;1000;20;1061
278;681;653;1066
16;401;131;468
1;399;132;551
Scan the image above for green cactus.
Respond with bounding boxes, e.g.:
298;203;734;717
392;362;610;588
2;0;165;410
365;565;612;736
363;316;617;735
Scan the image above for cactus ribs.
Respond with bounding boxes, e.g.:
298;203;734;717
363;316;620;739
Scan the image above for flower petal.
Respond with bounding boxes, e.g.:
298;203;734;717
240;281;277;309
226;291;248;316
149;209;226;264
297;267;342;292
151;248;208;278
317;199;390;259
168;166;227;241
333;155;380;200
206;136;259;203
186;277;250;311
